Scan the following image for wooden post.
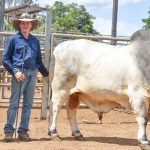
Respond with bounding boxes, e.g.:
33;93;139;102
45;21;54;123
40;11;51;119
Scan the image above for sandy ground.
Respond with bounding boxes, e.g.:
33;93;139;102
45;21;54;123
0;107;149;150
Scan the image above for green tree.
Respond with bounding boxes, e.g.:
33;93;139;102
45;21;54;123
32;13;46;34
142;9;150;29
50;1;98;34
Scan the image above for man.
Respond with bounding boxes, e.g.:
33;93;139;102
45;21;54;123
2;13;49;142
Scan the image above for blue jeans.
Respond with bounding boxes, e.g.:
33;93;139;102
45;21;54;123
4;68;37;133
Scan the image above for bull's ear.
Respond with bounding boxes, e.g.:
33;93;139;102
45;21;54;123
130;29;150;43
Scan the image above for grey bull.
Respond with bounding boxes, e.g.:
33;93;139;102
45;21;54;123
48;30;150;149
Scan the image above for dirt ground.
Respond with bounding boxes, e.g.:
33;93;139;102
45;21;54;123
0;107;149;150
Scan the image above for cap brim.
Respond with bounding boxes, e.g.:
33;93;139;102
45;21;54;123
12;19;38;31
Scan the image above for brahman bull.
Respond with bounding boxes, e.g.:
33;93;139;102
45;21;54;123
48;30;150;149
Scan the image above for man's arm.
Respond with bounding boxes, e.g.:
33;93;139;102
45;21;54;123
2;37;17;75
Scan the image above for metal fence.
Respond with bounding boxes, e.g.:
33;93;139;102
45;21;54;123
0;32;46;107
0;31;130;119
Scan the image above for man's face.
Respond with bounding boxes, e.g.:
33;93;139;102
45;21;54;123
19;21;32;33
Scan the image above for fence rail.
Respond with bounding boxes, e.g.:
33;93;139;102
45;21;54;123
52;32;130;41
50;33;130;53
0;32;46;37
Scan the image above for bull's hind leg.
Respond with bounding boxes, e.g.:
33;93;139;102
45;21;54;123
48;89;68;140
129;94;150;147
48;65;76;140
66;93;84;140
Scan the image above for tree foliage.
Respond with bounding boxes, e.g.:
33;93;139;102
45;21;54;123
142;9;150;29
5;1;98;34
50;1;98;34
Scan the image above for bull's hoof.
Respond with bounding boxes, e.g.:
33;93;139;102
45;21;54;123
74;135;85;141
97;120;103;124
48;132;61;141
82;119;88;123
139;141;150;150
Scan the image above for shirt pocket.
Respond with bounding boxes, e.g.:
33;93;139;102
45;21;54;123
15;45;25;54
31;46;37;58
15;45;27;59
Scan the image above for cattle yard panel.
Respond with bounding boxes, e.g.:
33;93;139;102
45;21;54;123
50;33;130;53
0;32;130;109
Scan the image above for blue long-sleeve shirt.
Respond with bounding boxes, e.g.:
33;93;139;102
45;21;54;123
2;32;49;77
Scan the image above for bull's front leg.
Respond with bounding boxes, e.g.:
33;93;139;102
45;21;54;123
66;105;84;140
129;94;150;148
136;109;149;145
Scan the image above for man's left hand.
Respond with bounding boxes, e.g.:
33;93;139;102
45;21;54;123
37;72;43;82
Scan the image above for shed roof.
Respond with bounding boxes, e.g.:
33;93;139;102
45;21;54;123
5;4;47;17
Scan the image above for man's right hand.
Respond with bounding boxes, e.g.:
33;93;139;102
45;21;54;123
15;72;25;82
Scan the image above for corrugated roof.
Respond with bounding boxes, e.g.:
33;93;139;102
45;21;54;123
5;4;47;17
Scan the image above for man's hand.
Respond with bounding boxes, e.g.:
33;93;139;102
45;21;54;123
15;72;25;82
37;72;43;82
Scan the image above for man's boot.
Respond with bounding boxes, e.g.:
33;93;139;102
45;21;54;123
4;132;13;142
18;131;30;142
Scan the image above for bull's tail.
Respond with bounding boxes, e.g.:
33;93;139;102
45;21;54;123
49;53;55;99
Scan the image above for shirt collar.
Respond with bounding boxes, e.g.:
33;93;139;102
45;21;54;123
17;31;32;40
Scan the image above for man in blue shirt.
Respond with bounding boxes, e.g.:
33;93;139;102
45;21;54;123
2;13;49;142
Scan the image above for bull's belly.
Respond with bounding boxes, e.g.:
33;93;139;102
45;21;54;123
78;90;130;113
